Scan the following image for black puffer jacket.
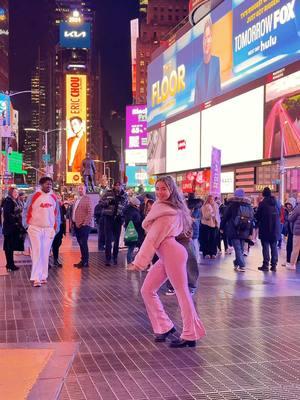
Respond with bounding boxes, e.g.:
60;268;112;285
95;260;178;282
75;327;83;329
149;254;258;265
100;188;128;219
256;196;281;242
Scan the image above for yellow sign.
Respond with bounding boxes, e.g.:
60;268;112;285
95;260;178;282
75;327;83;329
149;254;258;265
66;74;87;184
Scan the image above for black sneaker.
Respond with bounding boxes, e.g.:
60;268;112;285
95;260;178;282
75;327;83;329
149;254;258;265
270;265;277;272
165;288;175;296
105;261;111;266
113;258;118;265
258;266;269;271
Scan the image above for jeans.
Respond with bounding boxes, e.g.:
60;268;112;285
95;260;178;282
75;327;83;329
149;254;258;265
75;225;91;265
127;244;135;263
261;240;278;267
97;217;105;250
201;224;217;257
104;216;123;262
52;231;63;261
286;233;293;263
231;239;245;268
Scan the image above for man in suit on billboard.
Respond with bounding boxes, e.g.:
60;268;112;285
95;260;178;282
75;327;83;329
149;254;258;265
67;116;86;172
194;18;221;105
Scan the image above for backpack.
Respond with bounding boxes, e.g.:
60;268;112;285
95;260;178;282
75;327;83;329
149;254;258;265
233;204;253;237
124;220;138;243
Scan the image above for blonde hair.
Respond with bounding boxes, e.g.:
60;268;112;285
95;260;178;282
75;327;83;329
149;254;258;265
156;176;192;234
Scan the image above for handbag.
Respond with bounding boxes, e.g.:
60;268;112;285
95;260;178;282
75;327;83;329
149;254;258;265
124;220;138;243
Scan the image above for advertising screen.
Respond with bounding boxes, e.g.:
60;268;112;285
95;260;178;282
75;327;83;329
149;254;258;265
126;105;147;150
0;92;10;126
126;165;148;187
264;70;300;159
166;113;201;173
125;149;147;164
147;0;300;127
130;19;139;101
147;125;166;175
60;22;91;49
66;74;87;184
221;171;234;193
201;86;264;167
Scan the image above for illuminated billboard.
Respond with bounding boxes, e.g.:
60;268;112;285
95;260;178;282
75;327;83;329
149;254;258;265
126;105;147;150
264;70;300;159
166;113;201;173
126;165;148;187
60;22;91;49
147;125;166;175
201;86;264;167
148;0;300;127
66;74;87;184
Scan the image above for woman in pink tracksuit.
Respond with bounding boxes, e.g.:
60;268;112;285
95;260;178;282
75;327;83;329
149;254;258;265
128;176;206;348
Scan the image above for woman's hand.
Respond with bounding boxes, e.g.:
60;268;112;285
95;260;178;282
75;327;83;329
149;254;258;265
127;263;139;271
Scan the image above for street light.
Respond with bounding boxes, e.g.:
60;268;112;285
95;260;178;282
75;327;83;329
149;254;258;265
279;121;288;205
24;128;64;175
94;159;117;185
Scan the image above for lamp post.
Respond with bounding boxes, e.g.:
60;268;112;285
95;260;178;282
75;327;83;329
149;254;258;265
24;128;63;176
94;159;117;186
279;121;288;205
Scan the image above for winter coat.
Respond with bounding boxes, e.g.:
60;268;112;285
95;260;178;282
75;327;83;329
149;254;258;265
101;188;128;219
133;201;184;270
220;196;253;240
123;205;143;246
201;202;220;228
94;202;103;225
2;196;26;251
256;196;281;242
288;204;300;236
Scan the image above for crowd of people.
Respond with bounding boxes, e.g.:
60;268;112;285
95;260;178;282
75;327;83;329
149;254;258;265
1;176;299;347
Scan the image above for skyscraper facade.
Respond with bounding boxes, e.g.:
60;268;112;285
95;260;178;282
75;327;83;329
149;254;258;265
0;0;9;91
135;0;189;104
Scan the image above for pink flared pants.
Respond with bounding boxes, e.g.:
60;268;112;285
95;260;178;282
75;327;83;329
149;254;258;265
141;238;206;340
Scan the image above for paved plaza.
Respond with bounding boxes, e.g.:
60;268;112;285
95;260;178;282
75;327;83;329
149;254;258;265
0;234;300;400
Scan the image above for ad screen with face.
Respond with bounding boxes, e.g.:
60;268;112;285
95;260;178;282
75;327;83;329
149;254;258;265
265;70;300;159
66;74;87;184
201;86;264;167
166;113;201;173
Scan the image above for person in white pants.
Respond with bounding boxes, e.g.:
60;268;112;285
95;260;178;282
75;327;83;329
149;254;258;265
23;177;60;287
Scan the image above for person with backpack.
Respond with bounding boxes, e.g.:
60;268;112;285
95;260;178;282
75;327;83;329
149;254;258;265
256;187;281;272
220;189;253;272
124;196;143;264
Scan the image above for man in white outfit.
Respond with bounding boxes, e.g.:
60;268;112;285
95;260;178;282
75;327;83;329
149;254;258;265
23;177;60;287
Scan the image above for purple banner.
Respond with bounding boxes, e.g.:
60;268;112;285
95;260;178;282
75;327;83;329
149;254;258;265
126;105;147;150
210;147;221;197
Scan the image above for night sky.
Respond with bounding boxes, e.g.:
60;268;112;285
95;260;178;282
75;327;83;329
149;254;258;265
9;0;139;131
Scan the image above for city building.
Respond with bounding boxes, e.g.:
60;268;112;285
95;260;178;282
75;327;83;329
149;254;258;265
146;0;300;200
0;0;9;92
135;0;189;104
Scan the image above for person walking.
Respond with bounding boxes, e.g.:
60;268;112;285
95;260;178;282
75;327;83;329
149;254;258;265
201;195;220;259
256;187;281;272
72;185;93;268
287;201;300;270
2;187;26;271
123;196;143;264
101;182;128;266
22;177;60;287
220;189;253;272
128;176;206;348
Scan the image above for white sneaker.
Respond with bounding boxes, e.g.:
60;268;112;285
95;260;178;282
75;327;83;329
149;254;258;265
286;263;296;270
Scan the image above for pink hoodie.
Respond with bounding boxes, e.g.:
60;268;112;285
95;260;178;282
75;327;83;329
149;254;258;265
134;201;184;270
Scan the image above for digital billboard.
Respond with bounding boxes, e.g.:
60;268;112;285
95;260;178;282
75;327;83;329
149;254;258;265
147;125;166;175
60;22;91;49
147;0;300;127
66;74;87;184
130;19;139;101
125;149;147;164
166;113;201;173
126;105;147;150
201;86;264;167
0;92;10;126
264;70;300;159
126;165;148;187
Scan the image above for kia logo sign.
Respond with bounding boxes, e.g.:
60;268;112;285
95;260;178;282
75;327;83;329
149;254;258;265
64;30;87;39
59;22;91;49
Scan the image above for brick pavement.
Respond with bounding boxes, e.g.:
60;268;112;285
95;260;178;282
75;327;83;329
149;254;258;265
0;234;300;400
